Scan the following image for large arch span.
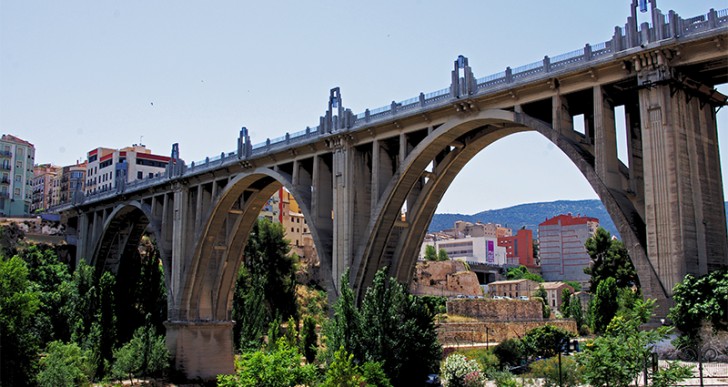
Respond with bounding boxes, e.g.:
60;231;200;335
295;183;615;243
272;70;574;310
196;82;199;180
352;109;667;307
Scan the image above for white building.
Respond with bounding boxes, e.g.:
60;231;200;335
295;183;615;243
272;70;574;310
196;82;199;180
420;235;507;266
85;144;170;195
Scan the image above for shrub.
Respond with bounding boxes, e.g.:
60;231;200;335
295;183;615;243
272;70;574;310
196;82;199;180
37;341;94;387
528;356;582;387
493;338;525;367
442;353;484;387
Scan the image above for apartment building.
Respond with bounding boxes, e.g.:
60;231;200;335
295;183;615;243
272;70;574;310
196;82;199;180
85;144;170;195
538;214;599;287
0;134;35;216
498;228;536;268
31;164;61;212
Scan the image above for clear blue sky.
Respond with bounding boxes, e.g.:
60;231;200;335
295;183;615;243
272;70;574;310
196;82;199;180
2;0;726;214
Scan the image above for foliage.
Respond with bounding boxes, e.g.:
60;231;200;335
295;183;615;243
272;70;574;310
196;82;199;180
424;244;437;261
321;347;392;387
95;271;117;377
650;361;695;387
218;338;319;387
563;280;581;292
323;268;442;386
491;370;519;387
111;322;170;383
577;298;692;387
505;265;543;282
114;236;167;343
419;295;447;315
437;248;449;262
669;268;728;340
584;227;639;292
559;288;572;316
441;353;484;387
452;347;500;374
493;338;525;368
534;285;550;318
590;276;619;334
37;341;94;387
244;218;299;321
300;315;318;363
322;268;362;363
0;255;41;386
522;325;574;359
528;355;582;387
565;294;585;334
232;265;268;352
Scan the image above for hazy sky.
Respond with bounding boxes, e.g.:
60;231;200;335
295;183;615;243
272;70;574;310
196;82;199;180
2;1;726;214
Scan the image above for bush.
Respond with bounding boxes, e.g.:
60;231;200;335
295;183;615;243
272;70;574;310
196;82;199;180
441;353;484;387
522;325;574;359
528;356;582;387
111;324;169;383
37;341;94;387
454;347;500;374
493;338;525;367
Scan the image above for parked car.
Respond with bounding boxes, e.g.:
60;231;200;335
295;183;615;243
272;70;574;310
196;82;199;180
425;374;441;386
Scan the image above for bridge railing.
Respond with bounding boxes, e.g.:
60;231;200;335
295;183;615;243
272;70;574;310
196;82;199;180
62;7;728;209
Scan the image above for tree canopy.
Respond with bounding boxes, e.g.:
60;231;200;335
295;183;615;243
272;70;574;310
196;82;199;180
584;227;639;292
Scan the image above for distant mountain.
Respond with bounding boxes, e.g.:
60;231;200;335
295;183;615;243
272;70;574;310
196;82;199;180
429;200;728;239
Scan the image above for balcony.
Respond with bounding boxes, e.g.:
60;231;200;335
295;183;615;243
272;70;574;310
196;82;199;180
0;192;9;199
0;164;10;171
0;151;12;158
0;177;9;185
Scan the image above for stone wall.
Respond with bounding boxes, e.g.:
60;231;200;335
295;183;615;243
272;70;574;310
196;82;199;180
437;320;578;345
446;299;543;321
410;260;482;297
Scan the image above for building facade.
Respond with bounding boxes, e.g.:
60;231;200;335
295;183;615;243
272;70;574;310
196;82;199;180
85;145;170;195
487;279;539;299
0;134;35;216
31;164;61;213
540;281;574;310
498;228;536;268
538;214;599;286
421;234;508;266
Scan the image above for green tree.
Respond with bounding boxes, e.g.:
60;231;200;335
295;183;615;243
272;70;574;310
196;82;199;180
0;223;25;257
534;284;550;318
559;288;572;317
0;256;41;386
324;268;442;385
245;218;299;320
217;338;318;387
590;277;619;334
669;268;728;341
424;245;437;261
37;341;94;387
506;265;543;282
112;323;170;383
566;294;585;333
493;338;525;368
584;227;639;292
232;265;268;352
94;271;117;377
522;325;574;359
323;269;362;363
577;298;693;387
437;248;449;261
300;315;318;364
564;280;582;292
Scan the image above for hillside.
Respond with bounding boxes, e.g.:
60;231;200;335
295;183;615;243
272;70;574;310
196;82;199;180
429;200;728;238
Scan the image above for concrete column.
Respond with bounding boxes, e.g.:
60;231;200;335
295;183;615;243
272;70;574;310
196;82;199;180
164;321;234;381
169;184;188;320
639;83;728;294
552;94;573;135
594;85;621;189
371;139;381;214
332;145;350;290
76;212;89;264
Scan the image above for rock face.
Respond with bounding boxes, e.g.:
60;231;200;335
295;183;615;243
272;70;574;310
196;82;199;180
410;260;482;297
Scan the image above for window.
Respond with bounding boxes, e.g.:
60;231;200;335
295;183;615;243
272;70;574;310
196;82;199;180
137;171;143;179
14;188;20;196
14;174;21;182
148;172;153;178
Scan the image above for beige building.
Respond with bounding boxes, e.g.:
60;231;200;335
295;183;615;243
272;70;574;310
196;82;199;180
446;221;512;239
487;279;539;299
540;281;574;310
32;164;61;212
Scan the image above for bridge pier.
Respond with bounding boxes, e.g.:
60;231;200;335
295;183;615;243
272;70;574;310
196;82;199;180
164;320;235;381
638;63;728;295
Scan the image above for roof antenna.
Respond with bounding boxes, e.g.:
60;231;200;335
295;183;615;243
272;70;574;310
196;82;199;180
140;136;144;146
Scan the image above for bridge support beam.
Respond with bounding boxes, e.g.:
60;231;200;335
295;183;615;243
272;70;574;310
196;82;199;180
639;81;728;295
164;320;234;380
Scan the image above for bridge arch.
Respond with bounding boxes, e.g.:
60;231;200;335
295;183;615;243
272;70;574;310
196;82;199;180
176;167;332;322
353;108;666;305
91;201;169;284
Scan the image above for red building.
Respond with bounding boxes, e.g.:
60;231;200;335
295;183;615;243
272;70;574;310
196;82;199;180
498;228;536;268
